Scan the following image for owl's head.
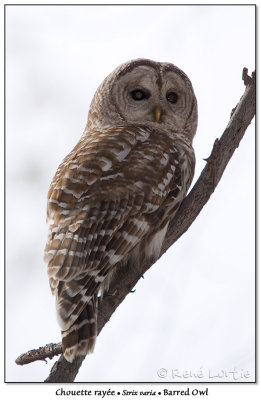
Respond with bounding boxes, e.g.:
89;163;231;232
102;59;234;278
87;59;197;141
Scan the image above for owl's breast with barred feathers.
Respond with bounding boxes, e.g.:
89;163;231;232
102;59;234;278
46;125;194;236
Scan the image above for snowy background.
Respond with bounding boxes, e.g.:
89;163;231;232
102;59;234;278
6;5;255;382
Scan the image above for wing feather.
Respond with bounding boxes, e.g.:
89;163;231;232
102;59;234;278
45;126;195;330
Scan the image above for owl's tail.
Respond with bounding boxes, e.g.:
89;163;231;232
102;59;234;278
61;295;98;363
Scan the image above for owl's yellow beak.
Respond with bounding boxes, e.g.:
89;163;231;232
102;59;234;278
154;107;162;122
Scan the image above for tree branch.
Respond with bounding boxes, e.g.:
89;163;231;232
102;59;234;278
15;69;255;382
15;342;62;366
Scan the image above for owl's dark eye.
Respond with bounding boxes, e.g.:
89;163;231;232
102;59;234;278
131;89;150;101
166;91;179;104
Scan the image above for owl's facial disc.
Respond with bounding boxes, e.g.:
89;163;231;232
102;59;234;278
87;59;197;141
111;63;194;134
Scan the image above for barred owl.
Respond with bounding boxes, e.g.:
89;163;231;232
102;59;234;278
44;58;197;362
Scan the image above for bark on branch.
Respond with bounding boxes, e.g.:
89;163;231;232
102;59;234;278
15;69;255;382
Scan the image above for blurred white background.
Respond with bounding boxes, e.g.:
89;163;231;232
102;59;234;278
5;4;255;382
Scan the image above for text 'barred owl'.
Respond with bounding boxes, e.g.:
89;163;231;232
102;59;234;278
44;59;198;362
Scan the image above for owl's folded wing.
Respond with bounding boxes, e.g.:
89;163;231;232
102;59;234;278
44;126;193;330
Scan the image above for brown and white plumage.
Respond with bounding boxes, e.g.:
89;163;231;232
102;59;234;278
44;59;197;362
